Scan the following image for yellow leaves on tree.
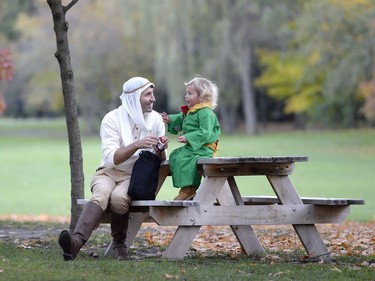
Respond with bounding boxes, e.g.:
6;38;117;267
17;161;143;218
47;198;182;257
255;49;323;114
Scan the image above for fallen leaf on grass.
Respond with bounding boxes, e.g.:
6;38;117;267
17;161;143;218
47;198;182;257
4;220;374;259
331;266;342;272
179;268;186;274
272;270;291;277
165;273;179;279
144;231;155;245
89;252;100;259
17;244;32;249
16;239;49;249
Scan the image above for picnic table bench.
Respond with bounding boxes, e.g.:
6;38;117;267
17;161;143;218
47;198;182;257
78;156;364;260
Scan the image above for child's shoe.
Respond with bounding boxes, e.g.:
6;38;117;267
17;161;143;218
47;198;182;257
174;186;196;200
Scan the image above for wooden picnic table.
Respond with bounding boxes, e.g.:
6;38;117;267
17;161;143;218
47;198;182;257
148;156;363;260
78;156;365;260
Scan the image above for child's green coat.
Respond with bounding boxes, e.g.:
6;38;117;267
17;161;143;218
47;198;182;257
167;105;221;187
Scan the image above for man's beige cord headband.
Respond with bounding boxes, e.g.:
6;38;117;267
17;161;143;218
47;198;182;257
124;82;153;94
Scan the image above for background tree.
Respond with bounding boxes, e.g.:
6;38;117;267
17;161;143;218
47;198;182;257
0;0;34;116
0;0;34;42
0;48;14;114
47;0;83;232
256;0;375;128
359;81;375;124
150;0;273;133
3;0;375;130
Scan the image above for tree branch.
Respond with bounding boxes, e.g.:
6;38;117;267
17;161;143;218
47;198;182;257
64;0;79;13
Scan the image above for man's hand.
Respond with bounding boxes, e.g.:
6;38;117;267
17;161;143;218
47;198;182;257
156;136;169;151
138;136;159;149
113;137;158;165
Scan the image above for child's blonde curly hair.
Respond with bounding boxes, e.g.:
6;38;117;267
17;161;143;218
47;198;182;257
185;77;219;109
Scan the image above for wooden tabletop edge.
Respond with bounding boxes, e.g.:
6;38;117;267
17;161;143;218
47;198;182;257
197;156;309;164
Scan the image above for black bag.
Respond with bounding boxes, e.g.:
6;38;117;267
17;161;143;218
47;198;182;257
127;150;161;200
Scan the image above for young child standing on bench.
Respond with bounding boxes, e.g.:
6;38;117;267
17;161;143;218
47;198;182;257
161;76;221;200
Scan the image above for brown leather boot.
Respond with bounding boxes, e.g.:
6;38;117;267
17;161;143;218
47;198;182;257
110;211;129;260
58;201;103;261
174;186;197;200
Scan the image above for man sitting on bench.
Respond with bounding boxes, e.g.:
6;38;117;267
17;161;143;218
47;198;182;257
58;77;168;261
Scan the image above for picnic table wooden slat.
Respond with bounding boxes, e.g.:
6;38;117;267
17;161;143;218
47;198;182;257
150;204;350;226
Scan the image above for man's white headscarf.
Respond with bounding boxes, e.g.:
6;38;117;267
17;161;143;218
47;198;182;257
118;77;155;147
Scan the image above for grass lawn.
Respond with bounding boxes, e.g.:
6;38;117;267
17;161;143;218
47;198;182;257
0;118;374;221
1;118;374;281
0;221;374;281
0;242;373;281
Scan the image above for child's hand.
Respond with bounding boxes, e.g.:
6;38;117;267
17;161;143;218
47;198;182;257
160;112;170;123
177;135;187;143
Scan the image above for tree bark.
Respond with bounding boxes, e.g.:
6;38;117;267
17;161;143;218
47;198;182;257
240;47;257;135
47;0;83;232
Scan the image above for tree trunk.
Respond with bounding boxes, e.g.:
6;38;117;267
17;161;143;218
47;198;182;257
240;59;257;135
218;104;237;134
47;0;83;232
237;45;257;135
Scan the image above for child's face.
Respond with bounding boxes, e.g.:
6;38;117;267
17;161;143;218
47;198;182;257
185;84;201;108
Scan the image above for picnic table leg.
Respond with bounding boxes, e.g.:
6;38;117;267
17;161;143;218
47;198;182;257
162;177;227;260
267;175;330;260
162;226;201;260
156;164;170;195
217;178;264;255
126;212;149;248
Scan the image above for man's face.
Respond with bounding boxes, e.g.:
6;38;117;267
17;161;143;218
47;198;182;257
140;86;156;113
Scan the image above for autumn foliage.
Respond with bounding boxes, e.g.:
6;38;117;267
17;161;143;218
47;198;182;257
0;48;13;81
0;47;14;115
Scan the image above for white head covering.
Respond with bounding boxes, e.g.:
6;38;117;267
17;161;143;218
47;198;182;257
120;77;155;131
118;77;155;147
